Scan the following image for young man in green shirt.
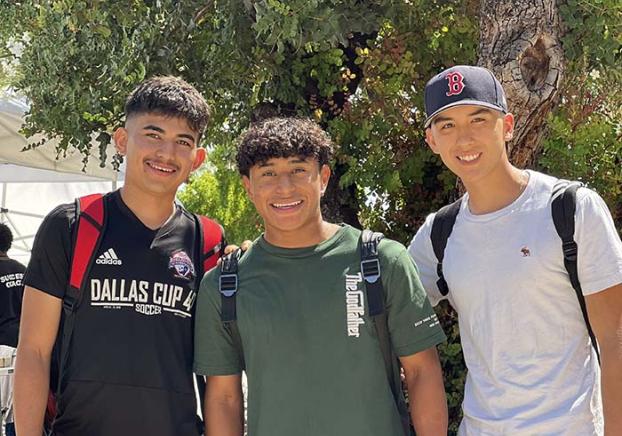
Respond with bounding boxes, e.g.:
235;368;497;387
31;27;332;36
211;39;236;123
194;117;447;436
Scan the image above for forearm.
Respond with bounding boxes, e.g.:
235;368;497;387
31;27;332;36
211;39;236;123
406;356;448;436
14;346;51;436
600;345;622;436
205;382;244;436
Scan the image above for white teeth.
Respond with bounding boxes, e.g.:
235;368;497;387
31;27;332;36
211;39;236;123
272;200;302;208
458;153;480;162
148;162;175;173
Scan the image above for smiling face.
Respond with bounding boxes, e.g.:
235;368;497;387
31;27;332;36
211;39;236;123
425;105;514;188
114;112;206;198
242;156;330;245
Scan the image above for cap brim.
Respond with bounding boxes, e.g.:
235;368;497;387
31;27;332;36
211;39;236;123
424;100;507;128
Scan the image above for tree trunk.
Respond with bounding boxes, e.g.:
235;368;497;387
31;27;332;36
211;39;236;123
478;0;565;168
321;162;362;228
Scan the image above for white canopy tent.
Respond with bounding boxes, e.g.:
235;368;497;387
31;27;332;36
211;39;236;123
0;93;124;265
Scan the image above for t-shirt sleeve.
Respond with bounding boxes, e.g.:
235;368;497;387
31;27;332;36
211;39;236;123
407;213;446;307
574;188;622;295
382;242;446;357
23;204;75;299
193;269;243;376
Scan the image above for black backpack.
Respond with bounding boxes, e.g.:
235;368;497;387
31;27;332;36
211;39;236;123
430;180;600;363
218;230;414;436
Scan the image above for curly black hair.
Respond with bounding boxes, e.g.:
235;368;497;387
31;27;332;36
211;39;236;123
125;76;211;140
236;117;334;176
0;223;13;253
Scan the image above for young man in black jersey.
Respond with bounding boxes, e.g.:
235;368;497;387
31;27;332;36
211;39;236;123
14;76;222;436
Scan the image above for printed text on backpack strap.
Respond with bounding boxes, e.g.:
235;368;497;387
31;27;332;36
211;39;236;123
219;249;245;369
551;180;600;364
360;230;411;436
430;198;462;296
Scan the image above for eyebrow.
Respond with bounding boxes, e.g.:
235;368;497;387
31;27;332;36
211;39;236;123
432;115;452;126
142;125;196;143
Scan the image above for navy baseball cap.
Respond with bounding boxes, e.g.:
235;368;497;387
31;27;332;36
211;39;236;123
424;65;508;128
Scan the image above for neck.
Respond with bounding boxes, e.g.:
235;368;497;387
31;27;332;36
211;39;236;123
464;163;528;215
119;185;176;230
263;220;340;249
0;252;7;258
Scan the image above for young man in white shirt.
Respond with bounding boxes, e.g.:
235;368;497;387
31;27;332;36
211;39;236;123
409;65;622;435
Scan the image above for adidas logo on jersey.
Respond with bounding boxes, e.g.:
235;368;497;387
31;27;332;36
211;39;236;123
96;248;123;265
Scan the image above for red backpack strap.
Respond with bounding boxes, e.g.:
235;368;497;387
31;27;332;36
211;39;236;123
55;194;106;403
197;215;224;275
68;194;106;293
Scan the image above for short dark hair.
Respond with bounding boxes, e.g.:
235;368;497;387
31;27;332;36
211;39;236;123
236;117;334;176
0;223;13;253
124;76;211;140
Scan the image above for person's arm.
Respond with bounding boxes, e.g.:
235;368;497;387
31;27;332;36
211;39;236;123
400;346;447;436
14;286;62;436
204;374;244;436
585;283;622;436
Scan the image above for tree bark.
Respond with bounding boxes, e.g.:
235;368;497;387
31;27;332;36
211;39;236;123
478;0;565;168
321;162;362;228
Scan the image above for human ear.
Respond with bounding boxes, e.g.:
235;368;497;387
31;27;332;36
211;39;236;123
319;164;331;196
503;113;515;141
113;127;128;155
425;128;440;154
242;175;254;201
191;148;206;171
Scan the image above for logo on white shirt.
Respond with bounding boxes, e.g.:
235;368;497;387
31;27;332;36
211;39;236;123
96;248;123;265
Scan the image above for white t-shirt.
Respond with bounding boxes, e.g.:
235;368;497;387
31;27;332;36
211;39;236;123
408;170;622;435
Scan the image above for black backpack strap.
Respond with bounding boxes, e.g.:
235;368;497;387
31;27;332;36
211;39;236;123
58;194;107;395
360;230;411;435
219;249;245;369
430;198;462;296
551;180;600;364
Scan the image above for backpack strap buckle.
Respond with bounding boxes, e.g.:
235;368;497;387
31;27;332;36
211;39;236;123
561;240;578;262
62;294;77;313
361;259;381;284
219;273;238;297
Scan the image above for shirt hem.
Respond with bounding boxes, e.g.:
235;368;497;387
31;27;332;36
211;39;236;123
193;364;243;376
395;331;447;357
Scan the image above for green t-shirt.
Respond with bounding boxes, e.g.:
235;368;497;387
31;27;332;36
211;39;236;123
194;225;445;436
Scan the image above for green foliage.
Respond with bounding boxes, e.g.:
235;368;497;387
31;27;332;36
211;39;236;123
551;0;622;232
559;0;621;71
436;301;465;435
2;1;621;432
178;145;263;244
539;70;622;231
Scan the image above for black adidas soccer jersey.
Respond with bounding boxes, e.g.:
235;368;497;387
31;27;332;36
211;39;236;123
25;191;210;436
0;256;26;347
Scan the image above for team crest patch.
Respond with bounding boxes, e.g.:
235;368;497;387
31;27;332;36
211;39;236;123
168;250;195;280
